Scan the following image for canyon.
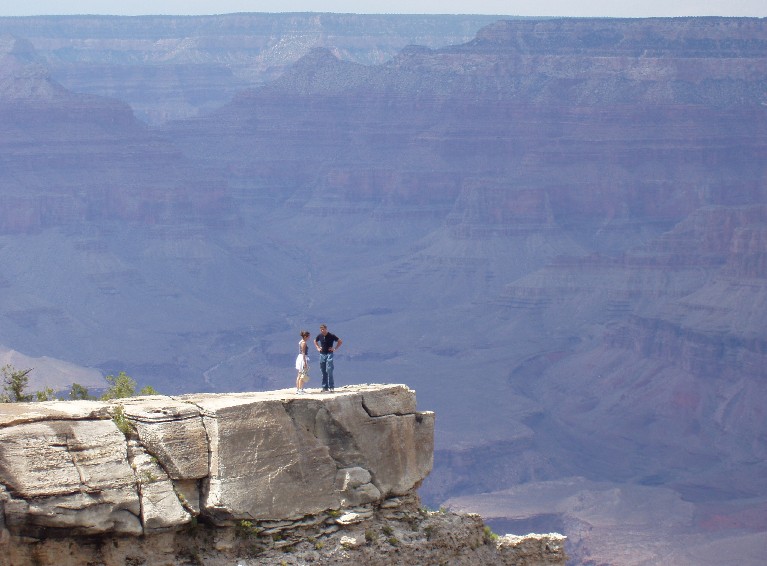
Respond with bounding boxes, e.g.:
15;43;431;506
0;13;498;124
0;14;765;564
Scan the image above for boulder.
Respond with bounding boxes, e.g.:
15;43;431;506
120;396;209;480
0;408;141;535
127;439;192;531
336;466;382;506
192;394;340;523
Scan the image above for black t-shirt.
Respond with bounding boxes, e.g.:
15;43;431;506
315;332;339;354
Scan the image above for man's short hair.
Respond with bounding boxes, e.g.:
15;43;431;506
320;324;327;329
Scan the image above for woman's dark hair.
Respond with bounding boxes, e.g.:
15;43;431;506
300;330;309;337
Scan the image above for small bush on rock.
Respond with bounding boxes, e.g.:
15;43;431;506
483;525;500;544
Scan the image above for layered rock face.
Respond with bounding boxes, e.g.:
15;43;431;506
0;385;431;536
0;13;499;124
0;385;564;566
0;36;231;234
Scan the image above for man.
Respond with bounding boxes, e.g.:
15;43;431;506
314;324;342;392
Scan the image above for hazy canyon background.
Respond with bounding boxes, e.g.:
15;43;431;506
1;13;766;565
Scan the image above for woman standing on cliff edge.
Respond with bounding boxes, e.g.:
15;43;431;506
295;330;310;393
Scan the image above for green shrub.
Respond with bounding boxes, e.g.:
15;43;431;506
111;404;135;436
236;520;251;538
483;525;500;544
235;519;261;539
1;365;33;402
69;383;94;400
101;371;137;400
35;386;56;401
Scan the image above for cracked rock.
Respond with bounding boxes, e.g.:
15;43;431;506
0;384;433;537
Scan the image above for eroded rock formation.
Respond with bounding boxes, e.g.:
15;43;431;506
0;13;500;124
0;385;432;534
0;384;564;565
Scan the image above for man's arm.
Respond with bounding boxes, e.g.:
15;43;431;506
314;338;321;352
333;337;342;351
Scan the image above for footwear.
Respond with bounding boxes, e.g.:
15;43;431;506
322;388;329;392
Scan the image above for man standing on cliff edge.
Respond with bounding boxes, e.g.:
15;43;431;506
315;324;342;392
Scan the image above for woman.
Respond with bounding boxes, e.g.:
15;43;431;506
295;330;310;393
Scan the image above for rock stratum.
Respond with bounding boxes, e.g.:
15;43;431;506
0;13;500;124
0;384;564;566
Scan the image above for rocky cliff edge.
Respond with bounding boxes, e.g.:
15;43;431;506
0;384;564;565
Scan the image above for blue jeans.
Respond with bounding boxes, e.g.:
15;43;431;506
319;353;334;389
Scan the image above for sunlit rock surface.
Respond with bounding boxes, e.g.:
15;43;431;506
0;385;565;566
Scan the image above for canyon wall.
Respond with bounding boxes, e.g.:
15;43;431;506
0;14;765;564
0;13;500;124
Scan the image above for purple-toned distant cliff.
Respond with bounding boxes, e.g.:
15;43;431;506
0;16;766;565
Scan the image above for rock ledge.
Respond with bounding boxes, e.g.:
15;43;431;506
0;384;564;565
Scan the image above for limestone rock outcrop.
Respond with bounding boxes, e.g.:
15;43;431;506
0;384;433;539
0;385;565;566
